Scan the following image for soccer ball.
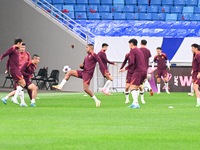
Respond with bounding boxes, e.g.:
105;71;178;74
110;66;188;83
63;65;71;73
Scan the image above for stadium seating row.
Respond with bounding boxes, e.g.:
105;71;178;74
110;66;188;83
39;0;200;7
60;12;200;21
55;5;200;14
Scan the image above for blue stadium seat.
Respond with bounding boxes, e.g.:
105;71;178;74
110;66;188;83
147;6;158;13
194;7;200;13
186;0;198;6
53;5;62;12
170;6;183;14
87;5;98;13
89;0;100;5
126;13;139;20
99;6;110;12
135;6;147;13
177;14;191;20
162;0;173;6
152;13;166;21
113;0;124;5
123;6;134;13
75;12;87;20
139;13;152;20
41;0;52;4
151;0;161;6
88;13;100;20
63;5;74;12
174;0;186;6
63;12;75;19
100;13;113;20
52;0;63;4
111;6;123;13
65;0;76;5
77;0;88;5
101;0;112;5
75;5;86;12
125;0;137;5
113;13;126;20
182;7;194;14
191;14;200;20
159;6;170;13
53;12;62;19
166;14;178;21
138;0;149;5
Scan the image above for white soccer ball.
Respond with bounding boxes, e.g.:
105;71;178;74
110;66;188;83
63;65;71;73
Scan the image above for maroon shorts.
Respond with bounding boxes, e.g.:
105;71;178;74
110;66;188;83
25;78;32;89
76;70;93;85
193;72;200;85
126;73;133;84
130;71;147;86
10;69;24;83
156;69;167;78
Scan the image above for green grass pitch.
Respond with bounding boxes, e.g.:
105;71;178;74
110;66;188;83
0;92;200;150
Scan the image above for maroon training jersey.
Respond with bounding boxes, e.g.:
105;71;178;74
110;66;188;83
125;48;146;72
97;49;114;70
140;47;151;69
120;53;135;74
0;46;19;70
83;51;106;76
154;53;168;70
21;61;37;79
192;51;200;73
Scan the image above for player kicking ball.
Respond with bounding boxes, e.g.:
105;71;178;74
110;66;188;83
52;44;107;107
152;47;170;94
0;38;26;106
190;44;200;107
119;38;147;108
20;54;40;107
98;43;117;95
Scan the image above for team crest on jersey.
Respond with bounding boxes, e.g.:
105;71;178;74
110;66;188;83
22;75;24;78
157;58;159;60
162;56;164;59
89;55;91;58
25;55;27;58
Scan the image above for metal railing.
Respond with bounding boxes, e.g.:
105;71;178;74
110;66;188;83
29;0;96;44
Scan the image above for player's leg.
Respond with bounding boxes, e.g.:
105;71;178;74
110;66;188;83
1;90;16;105
28;83;38;107
129;84;140;108
193;83;200;107
188;79;194;96
157;78;161;94
162;70;170;94
124;83;130;103
52;70;79;90
102;71;113;95
28;90;32;100
139;85;145;104
146;72;153;96
83;83;101;107
12;78;26;105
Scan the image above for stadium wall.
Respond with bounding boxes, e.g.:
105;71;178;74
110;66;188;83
0;0;89;92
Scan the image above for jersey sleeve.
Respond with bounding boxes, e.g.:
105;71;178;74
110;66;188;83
104;53;114;65
153;56;157;62
27;52;31;61
120;54;128;69
0;47;14;61
94;53;106;76
6;58;10;71
125;51;135;70
163;53;168;60
20;62;32;78
196;54;200;72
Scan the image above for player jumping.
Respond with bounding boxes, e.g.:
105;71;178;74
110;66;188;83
52;44;107;107
2;43;32;104
98;43;117;95
152;47;170;94
20;54;40;107
119;38;147;108
0;38;26;106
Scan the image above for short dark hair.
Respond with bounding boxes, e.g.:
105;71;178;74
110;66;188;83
128;38;137;46
32;54;39;59
198;45;200;51
102;43;108;48
191;43;199;49
87;44;94;49
22;43;26;46
14;38;23;45
141;40;147;45
157;47;162;50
